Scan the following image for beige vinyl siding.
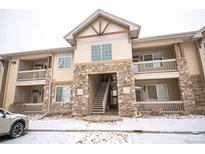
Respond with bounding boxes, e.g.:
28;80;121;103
183;42;201;75
75;33;132;63
53;52;73;81
4;58;19;109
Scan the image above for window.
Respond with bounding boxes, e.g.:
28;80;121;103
58;54;72;69
144;53;163;68
146;84;169;101
91;45;101;61
91;44;112;61
102;44;112;60
56;86;70;103
133;55;141;62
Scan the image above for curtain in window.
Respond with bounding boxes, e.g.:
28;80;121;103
56;87;63;102
147;85;157;101
56;87;70;103
153;53;162;67
144;54;153;68
156;84;169;101
62;87;70;102
58;54;72;68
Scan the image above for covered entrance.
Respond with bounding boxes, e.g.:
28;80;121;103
88;73;118;115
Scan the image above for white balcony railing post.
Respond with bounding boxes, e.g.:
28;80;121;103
133;59;177;73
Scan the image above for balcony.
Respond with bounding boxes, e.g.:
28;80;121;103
16;58;49;85
133;59;177;74
135;78;184;113
17;69;46;81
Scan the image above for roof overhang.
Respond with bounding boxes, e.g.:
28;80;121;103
0;46;74;58
132;31;196;43
64;9;141;46
192;26;205;39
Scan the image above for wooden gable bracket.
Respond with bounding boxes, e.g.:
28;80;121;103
91;25;100;36
99;17;102;35
101;22;110;35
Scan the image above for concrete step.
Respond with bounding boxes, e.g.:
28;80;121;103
94;100;103;102
92;109;103;111
92;105;103;108
91;110;103;113
91;112;103;115
93;102;103;105
92;107;103;110
93;103;103;106
95;97;103;99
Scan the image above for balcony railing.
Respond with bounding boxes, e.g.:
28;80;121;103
133;59;177;74
17;69;46;81
136;101;184;112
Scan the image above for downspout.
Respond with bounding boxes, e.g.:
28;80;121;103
2;56;11;109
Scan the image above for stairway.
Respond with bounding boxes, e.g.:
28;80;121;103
91;82;108;114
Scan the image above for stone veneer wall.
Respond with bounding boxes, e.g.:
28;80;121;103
191;75;205;111
176;58;195;113
42;69;51;114
71;59;137;116
49;82;73;115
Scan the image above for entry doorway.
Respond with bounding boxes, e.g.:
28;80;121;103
89;73;118;115
31;88;44;104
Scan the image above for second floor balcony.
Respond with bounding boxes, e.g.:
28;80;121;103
17;58;50;82
132;45;178;74
133;59;177;74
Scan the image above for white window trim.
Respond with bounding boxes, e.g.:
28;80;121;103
91;43;112;61
55;85;71;103
146;84;169;101
143;52;163;68
57;53;73;70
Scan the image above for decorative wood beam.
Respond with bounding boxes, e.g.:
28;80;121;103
76;34;98;39
76;30;127;39
91;25;99;35
99;18;102;35
101;22;110;34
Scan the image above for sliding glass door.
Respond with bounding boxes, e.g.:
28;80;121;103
146;84;169;101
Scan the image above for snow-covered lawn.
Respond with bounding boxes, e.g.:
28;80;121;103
1;115;205;144
2;131;205;144
29;115;205;132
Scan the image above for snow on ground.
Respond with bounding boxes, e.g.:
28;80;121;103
29;115;205;132
1;131;205;144
130;133;205;144
76;132;129;144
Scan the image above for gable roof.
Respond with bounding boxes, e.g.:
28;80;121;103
192;26;205;38
64;9;141;46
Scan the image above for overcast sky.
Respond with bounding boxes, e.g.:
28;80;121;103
1;1;205;53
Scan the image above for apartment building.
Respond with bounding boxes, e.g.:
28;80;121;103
0;10;205;116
